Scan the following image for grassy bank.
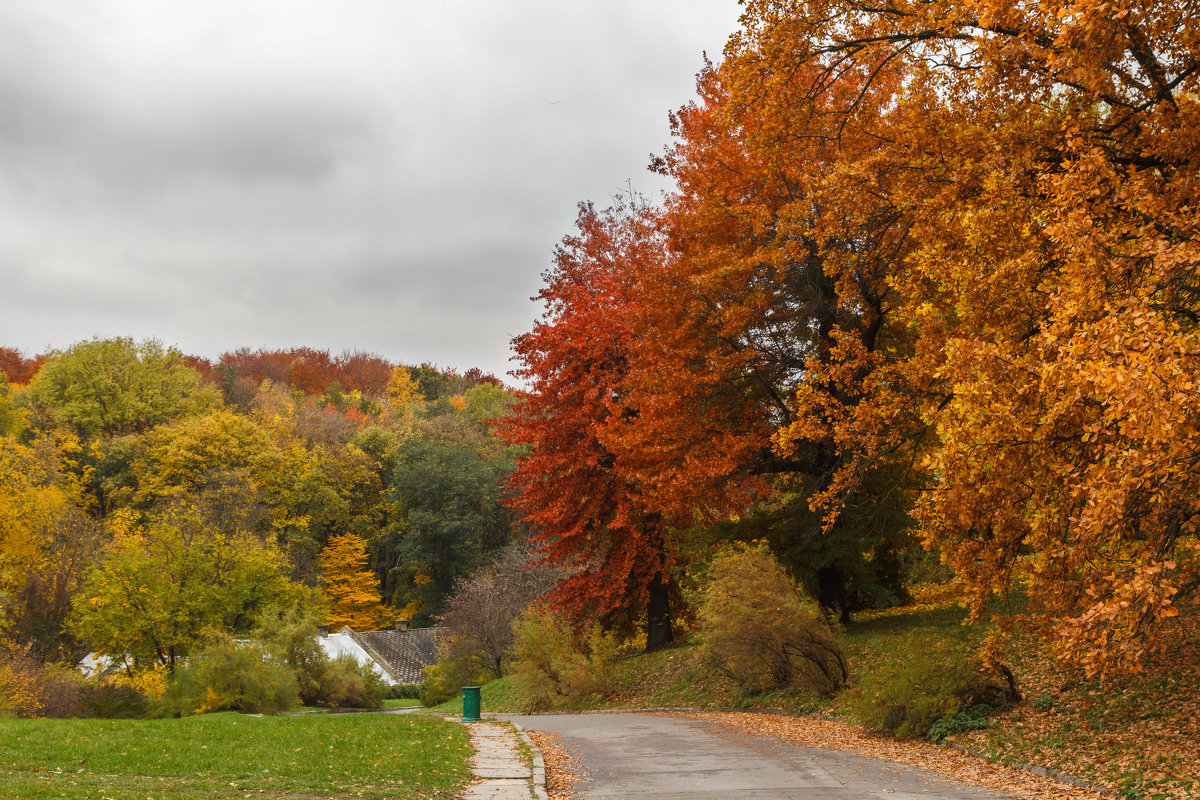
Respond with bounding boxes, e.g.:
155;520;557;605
436;595;1198;799
0;711;472;799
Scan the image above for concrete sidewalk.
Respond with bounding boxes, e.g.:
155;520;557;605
460;719;548;800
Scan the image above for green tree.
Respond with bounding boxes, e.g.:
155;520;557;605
27;338;217;440
463;383;511;424
72;502;310;672
378;435;515;621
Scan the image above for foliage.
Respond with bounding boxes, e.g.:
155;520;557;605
380;433;515;620
0;710;473;799
386;365;423;411
0;346;45;386
437;539;561;679
76;663;164;719
0;644;81;718
0;376;26;437
26;337;217;439
0;436;101;662
698;542;847;695
78;681;151;719
214;347;396;398
158;638;299;716
71;503;310;671
927;704;994;745
252;606;386;708
509;610;619;709
721;0;1200;675
386;682;421;700
463;382;511;423
319;532;394;630
500;201;680;648
309;654;388;709
847;634;1014;740
498;0;1200;677
127;408;282;510
420;656;493;707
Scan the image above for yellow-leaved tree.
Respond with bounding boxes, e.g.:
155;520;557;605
385;366;423;415
319;532;394;630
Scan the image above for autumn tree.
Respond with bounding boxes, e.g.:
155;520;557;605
0;347;45;386
386;366;423;412
713;0;1200;673
26;337;217;439
0;436;100;662
502;201;681;649
72;503;309;672
577;40;920;620
319;532;394;630
437;540;562;679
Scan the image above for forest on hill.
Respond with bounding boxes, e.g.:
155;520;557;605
0;339;514;680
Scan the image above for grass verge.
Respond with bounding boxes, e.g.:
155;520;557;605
0;711;472;799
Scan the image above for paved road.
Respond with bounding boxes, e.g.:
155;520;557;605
505;712;1018;800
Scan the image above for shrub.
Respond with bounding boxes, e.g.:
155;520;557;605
420;657;493;707
509;611;618;710
698;542;848;695
387;683;421;700
927;703;994;743
848;634;1015;739
79;682;150;719
158;639;299;716
312;654;388;709
253;605;384;709
0;645;81;718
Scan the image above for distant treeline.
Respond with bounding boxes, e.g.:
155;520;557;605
1;345;501;401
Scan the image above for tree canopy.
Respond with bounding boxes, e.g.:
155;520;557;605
503;0;1200;674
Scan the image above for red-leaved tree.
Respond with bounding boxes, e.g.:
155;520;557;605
501;201;678;650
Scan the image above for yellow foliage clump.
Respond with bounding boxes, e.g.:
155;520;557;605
319;532;395;630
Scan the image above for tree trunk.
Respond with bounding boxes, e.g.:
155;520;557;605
644;571;674;651
816;565;850;624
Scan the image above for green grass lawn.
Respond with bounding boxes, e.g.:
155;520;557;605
383;698;423;709
0;711;471;799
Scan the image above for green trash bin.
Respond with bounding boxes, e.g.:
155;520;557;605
461;686;481;722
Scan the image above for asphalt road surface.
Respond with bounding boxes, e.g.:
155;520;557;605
506;712;1021;800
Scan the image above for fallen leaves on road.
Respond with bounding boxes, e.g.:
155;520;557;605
677;712;1108;800
527;730;586;800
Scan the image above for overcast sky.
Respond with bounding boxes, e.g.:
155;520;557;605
0;1;742;382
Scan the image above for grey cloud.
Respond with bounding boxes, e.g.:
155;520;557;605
0;0;742;380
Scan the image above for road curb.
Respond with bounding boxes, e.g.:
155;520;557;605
512;723;548;800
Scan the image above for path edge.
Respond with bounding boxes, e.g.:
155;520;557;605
511;723;548;800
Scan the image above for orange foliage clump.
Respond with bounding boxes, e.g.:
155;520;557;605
509;0;1200;674
319;532;395;631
